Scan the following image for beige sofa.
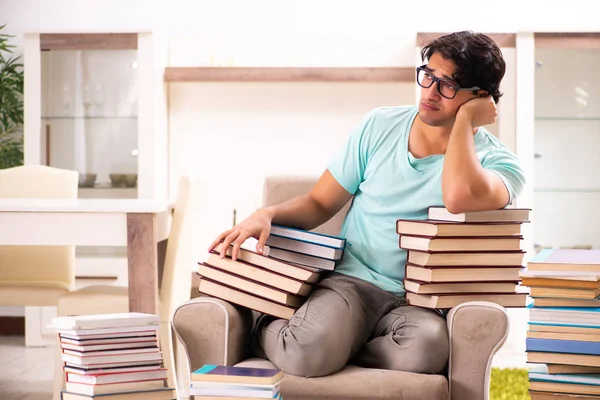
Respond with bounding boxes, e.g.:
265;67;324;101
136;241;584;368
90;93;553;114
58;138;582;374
172;175;510;400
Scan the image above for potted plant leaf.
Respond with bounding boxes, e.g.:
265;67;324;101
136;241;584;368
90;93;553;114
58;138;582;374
0;24;24;169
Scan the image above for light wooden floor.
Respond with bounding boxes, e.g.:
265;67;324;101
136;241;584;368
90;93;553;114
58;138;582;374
0;336;54;400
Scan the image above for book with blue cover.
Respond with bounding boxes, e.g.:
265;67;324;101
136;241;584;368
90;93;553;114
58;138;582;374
270;225;346;249
191;364;283;385
526;338;600;356
528;364;600;385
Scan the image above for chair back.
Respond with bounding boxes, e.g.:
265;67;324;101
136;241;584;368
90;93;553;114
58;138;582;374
261;175;351;236
0;165;78;293
160;176;196;321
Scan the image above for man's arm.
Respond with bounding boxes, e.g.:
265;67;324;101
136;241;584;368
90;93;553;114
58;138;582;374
267;169;353;231
442;96;509;214
209;170;352;259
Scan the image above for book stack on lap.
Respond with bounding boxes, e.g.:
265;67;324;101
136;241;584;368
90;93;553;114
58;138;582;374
265;225;346;271
197;225;342;320
189;364;283;400
520;249;600;399
49;313;175;400
398;206;531;309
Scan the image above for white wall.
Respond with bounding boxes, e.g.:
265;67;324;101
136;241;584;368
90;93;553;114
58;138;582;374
3;0;599;366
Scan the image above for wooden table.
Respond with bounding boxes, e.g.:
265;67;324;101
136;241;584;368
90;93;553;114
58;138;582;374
0;199;171;314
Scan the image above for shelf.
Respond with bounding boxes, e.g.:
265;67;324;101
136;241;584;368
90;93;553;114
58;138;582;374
42;116;137;120
417;33;516;48
164;67;415;82
535;32;600;49
536;117;600;121
535;188;600;193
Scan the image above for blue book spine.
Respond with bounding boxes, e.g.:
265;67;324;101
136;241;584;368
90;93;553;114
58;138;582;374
526;338;600;356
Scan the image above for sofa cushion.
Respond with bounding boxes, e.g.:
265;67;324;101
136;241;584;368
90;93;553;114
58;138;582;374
236;358;449;400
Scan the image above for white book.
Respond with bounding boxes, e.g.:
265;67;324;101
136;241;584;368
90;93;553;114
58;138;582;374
266;246;335;270
270;225;345;248
50;312;159;330
266;235;343;260
59;327;159;339
62;351;163;366
67;369;168;385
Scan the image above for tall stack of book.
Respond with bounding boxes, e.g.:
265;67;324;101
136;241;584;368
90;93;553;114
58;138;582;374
398;206;530;309
49;312;175;400
198;225;345;320
189;364;283;399
521;249;600;399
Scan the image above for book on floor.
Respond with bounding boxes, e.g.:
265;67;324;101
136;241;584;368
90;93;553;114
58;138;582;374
270;224;346;248
427;206;531;223
191;364;283;385
527;249;600;272
60;387;175;400
520;270;600;282
214;243;322;282
527;330;600;343
66;369;168;385
198;277;296;320
529;380;600;396
50;313;160;331
546;364;600;374
529;286;600;300
528;323;600;335
529;391;600;399
527;337;600;356
399;235;523;252
64;380;166;397
529;307;600;326
406;292;527;309
529;364;600;385
396;219;523;237
527;351;600;367
532;298;600;308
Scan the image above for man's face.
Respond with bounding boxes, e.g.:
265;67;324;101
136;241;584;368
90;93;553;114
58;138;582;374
417;52;479;127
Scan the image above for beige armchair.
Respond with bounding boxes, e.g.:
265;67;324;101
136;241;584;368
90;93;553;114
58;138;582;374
172;175;510;400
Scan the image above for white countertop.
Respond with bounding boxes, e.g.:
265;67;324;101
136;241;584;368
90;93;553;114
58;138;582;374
0;199;171;213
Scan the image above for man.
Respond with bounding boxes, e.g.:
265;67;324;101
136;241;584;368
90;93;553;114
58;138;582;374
208;31;525;378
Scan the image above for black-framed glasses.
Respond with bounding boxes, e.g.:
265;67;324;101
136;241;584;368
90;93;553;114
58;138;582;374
416;65;480;99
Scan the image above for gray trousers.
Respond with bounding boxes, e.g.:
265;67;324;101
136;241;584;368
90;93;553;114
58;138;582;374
256;273;449;377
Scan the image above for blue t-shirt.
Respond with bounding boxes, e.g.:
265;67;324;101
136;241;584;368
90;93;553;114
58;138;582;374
327;105;526;296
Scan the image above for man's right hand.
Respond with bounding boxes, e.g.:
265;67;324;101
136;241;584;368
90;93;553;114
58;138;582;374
207;207;275;261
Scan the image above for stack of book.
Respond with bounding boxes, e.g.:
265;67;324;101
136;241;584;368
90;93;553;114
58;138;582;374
521;249;600;399
189;364;283;399
198;226;345;320
265;224;346;271
398;206;530;309
49;312;174;400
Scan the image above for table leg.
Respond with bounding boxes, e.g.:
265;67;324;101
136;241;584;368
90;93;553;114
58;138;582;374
126;213;159;314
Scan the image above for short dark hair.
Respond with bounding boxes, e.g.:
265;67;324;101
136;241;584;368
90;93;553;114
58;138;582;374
420;31;506;103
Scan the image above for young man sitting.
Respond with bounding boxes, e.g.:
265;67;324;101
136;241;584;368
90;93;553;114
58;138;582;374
209;30;525;377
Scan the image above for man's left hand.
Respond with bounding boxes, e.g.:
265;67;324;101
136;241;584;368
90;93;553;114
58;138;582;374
457;93;497;127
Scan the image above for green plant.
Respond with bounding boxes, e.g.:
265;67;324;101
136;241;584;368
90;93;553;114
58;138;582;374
0;23;24;169
490;367;530;400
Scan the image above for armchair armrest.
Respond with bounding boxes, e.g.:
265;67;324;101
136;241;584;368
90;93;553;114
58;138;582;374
447;301;509;400
172;297;254;372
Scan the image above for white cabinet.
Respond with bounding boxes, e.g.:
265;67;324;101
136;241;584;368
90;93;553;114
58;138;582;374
23;32;168;201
